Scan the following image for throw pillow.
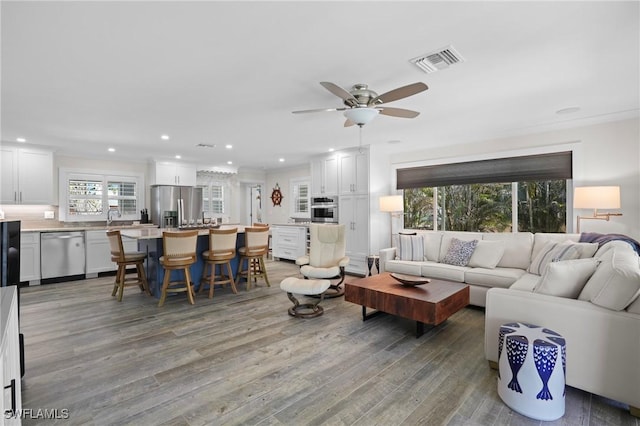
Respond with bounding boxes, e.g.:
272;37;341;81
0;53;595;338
534;258;599;298
397;234;425;261
578;247;640;311
468;240;505;269
527;241;581;275
441;238;478;267
566;241;599;259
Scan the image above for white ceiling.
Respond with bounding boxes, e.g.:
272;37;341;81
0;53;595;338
2;1;638;172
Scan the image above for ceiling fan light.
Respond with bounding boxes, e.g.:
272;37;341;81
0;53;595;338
344;108;379;126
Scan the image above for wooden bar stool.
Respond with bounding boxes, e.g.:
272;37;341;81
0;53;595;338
236;226;270;290
158;230;199;307
106;230;151;302
200;228;238;298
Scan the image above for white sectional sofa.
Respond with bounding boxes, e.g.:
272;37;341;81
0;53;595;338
379;230;640;415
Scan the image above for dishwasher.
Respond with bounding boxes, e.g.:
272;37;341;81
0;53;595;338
40;231;86;279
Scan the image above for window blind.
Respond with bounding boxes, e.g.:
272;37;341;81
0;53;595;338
397;151;572;189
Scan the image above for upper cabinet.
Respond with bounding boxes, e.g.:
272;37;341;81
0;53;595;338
338;149;369;195
0;146;53;204
310;154;338;196
149;161;197;186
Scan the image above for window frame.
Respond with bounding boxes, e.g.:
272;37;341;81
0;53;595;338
59;168;144;222
290;177;311;219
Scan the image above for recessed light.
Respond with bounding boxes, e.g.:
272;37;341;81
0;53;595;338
556;106;581;115
16;137;26;143
161;134;170;140
328;148;335;152
175;155;181;159
225;144;233;149
279;158;285;162
227;161;233;165
388;140;402;144
108;148;115;152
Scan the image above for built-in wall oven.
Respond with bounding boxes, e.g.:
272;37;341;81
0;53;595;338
311;196;338;223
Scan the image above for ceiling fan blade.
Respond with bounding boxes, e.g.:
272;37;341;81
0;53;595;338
344;119;356;127
320;82;358;106
292;107;346;114
377;107;421;119
369;82;428;105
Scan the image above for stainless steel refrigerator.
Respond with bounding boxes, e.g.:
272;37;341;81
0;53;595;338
150;185;203;227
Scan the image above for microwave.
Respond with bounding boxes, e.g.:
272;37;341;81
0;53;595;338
311;196;338;223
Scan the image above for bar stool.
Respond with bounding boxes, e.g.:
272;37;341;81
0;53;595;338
236;226;270;290
200;228;238;298
158;230;199;307
106;230;151;301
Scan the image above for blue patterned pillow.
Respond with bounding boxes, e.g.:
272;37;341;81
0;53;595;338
442;238;478;266
397;234;425;261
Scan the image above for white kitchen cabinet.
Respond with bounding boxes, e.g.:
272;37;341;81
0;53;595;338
150;161;197;186
85;230;137;276
19;232;40;285
1;286;22;425
310;154;338;196
0;146;53;205
339;194;370;275
339;148;368;195
271;226;307;261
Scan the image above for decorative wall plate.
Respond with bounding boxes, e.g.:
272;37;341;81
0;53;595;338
271;183;283;206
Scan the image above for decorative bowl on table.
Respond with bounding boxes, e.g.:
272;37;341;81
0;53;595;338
390;273;431;286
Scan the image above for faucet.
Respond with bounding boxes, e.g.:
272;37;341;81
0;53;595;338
107;209;121;226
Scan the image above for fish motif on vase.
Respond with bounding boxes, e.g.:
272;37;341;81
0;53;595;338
498;326;516;379
533;339;559;400
548;336;567;396
506;334;528;393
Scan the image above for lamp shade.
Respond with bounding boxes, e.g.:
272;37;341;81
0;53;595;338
574;186;620;209
379;195;404;212
344;108;379;126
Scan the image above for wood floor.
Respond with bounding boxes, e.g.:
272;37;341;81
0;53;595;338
19;260;638;426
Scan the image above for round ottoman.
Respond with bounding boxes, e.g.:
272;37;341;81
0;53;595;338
497;322;566;421
280;277;331;318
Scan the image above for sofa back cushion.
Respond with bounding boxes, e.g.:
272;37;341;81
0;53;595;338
626;291;640;314
482;232;533;269
578;246;640;311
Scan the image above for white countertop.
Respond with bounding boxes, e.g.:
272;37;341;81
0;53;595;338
120;224;248;240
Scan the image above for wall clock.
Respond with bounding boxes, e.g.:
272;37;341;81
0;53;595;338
271;183;283;206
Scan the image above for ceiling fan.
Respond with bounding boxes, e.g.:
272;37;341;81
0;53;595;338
292;81;428;127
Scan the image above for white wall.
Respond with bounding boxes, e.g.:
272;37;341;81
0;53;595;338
264;165;311;225
385;117;640;240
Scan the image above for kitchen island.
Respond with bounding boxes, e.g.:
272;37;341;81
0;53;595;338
120;225;249;298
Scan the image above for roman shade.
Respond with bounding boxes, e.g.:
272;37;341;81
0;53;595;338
397;151;572;189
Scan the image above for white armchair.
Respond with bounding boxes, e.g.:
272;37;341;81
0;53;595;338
296;223;350;297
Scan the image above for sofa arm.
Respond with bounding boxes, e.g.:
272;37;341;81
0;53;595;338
379;248;397;273
485;287;640;409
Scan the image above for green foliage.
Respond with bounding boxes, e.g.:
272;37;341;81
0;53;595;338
403;180;567;233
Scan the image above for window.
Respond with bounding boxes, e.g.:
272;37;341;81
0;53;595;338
290;178;310;218
203;184;225;215
399;152;571;233
60;169;144;222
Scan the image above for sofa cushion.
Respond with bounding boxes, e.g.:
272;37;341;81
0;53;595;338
383;259;424;276
442;238;478;266
468;240;505;269
532;233;580;260
527;241;582;275
397;234;424;261
420;262;467;282
482;232;533;269
509;273;541;292
626;291;640;314
579;247;640;311
465;267;526;289
534;258;599;298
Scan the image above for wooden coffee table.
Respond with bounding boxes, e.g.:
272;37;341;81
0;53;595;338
344;272;470;337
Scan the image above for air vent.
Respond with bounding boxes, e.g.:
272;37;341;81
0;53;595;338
196;143;216;149
410;45;465;74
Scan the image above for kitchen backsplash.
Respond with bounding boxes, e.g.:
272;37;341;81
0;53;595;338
0;205;59;226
